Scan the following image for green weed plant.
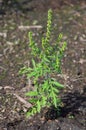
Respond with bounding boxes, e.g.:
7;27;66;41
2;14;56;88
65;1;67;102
19;9;67;117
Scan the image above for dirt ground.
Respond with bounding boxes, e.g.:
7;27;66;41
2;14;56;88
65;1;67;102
0;0;86;130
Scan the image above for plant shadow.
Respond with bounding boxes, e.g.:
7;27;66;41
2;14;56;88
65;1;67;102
45;87;86;120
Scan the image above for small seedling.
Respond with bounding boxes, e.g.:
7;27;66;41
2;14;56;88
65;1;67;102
68;114;75;119
19;9;67;117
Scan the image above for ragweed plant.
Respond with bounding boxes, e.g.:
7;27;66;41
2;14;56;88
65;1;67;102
19;9;67;117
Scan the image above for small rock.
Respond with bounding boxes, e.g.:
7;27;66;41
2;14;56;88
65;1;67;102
0;86;3;90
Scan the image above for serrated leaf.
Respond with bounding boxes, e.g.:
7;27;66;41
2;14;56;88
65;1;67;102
25;91;38;96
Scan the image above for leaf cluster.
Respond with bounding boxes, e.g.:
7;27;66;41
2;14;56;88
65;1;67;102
19;9;67;117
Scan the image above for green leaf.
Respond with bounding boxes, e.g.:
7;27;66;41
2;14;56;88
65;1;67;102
29;98;38;104
26;107;36;117
25;91;38;96
41;96;47;106
52;87;59;93
43;56;50;62
37;100;41;112
56;98;61;104
52;91;57;107
57;33;63;43
33;107;37;114
32;59;36;68
42;80;49;91
52;81;64;89
27;70;38;78
19;67;32;74
26;111;32;117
